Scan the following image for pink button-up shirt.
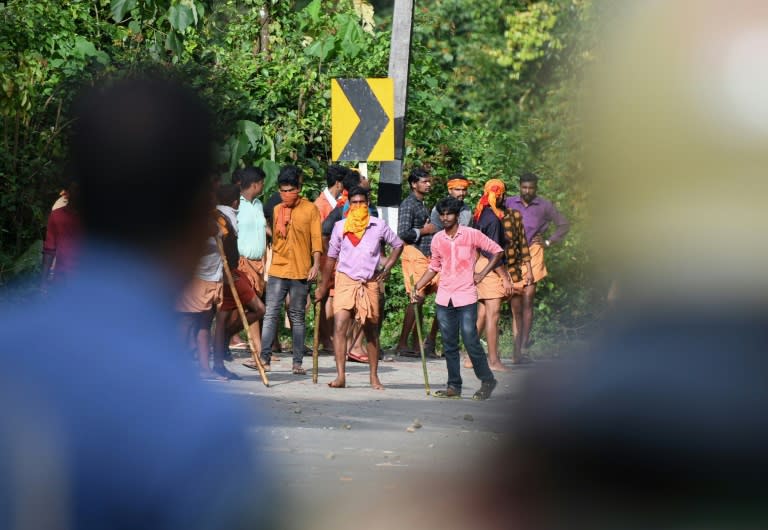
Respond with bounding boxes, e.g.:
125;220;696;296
328;217;403;281
429;226;503;307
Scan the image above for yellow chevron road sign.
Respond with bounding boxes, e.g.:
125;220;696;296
331;78;394;161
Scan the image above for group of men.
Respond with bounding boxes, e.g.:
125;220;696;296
170;160;568;398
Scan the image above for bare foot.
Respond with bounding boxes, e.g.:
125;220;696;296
489;361;508;372
370;376;385;390
463;355;473;369
328;378;346;388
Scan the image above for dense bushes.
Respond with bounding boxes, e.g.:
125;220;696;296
0;0;596;351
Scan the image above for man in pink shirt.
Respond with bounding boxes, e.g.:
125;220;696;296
412;197;502;400
315;187;403;389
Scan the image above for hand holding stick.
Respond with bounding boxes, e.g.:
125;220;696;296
216;237;269;387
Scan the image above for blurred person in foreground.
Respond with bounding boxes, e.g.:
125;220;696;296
0;75;270;530
498;2;768;528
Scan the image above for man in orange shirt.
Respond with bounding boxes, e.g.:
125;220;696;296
259;166;323;375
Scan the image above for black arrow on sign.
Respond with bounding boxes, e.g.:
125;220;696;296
338;79;390;160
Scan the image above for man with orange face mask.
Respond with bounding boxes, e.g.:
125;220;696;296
315;187;403;389
259;165;323;375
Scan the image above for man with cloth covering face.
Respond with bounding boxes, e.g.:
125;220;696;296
315;187;404;390
259;165;323;375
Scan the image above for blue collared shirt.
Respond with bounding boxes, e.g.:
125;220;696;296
237;196;267;260
0;243;270;529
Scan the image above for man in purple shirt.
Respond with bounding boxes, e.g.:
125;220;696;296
504;172;570;358
315;187;404;390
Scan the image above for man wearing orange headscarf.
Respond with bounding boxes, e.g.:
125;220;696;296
471;179;513;371
429;173;473;230
259;165;323;376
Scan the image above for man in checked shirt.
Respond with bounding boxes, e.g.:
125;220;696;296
394;167;439;356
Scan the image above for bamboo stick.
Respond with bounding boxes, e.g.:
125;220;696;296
410;274;431;396
216;237;269;387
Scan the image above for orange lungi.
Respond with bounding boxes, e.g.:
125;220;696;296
512;242;547;290
475;255;508;300
238;256;265;296
333;272;380;324
401;245;438;294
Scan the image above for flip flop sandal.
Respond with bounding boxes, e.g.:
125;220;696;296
432;387;462;399
292;365;307;375
347;351;370;363
472;379;498;401
242;360;263;371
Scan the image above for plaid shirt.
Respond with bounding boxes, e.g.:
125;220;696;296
397;192;432;257
502;208;531;282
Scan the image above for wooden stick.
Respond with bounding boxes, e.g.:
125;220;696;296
410;274;431;395
216;237;270;387
312;299;321;383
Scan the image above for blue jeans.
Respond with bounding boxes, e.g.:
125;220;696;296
260;276;309;366
436;301;495;392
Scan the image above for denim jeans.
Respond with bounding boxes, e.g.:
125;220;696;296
260;276;309;366
436;301;495;391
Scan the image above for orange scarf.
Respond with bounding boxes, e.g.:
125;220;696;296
275;190;301;238
473;179;506;222
343;203;369;246
447;178;470;190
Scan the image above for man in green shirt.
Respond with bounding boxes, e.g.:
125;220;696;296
235;167;267;366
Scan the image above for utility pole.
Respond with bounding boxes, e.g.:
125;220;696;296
377;0;414;231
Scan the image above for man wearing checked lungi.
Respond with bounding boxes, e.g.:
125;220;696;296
315;187;404;390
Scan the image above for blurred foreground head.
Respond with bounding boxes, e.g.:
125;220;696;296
70;74;213;273
588;0;768;306
501;2;768;529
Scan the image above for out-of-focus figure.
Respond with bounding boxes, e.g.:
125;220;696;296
41;180;82;288
503;1;768;528
0;75;271;530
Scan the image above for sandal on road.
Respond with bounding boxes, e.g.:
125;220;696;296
472;379;497;401
347;351;369;363
432;387;462;399
292;364;306;375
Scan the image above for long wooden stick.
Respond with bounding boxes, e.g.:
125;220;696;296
312;299;321;383
216;237;269;387
410;274;431;395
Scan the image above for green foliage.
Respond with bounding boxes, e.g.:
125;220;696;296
1;0;597;352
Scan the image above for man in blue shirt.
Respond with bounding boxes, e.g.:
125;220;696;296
0;76;271;530
235;166;268;366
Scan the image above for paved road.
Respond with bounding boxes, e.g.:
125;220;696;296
212;352;533;522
